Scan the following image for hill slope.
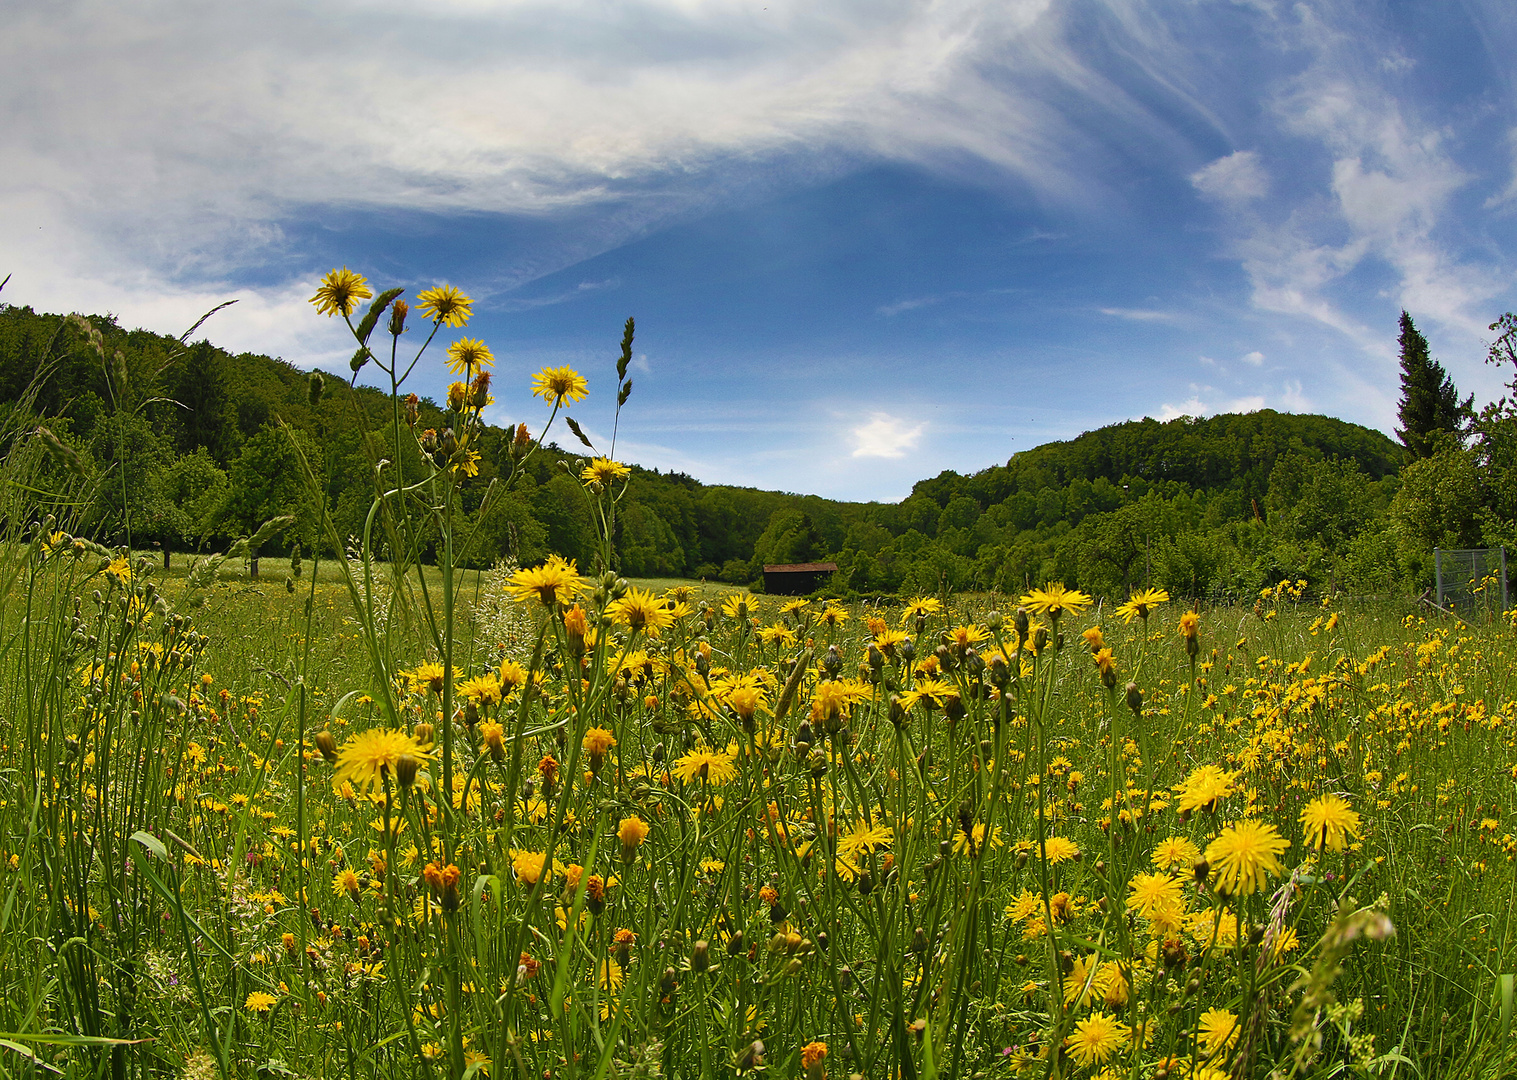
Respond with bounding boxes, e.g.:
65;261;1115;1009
0;302;1445;599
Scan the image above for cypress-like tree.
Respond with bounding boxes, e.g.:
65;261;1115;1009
1395;310;1470;459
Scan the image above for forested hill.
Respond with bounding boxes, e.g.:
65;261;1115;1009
913;411;1401;506
2;301;1497;601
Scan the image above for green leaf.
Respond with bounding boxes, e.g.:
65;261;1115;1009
130;830;168;861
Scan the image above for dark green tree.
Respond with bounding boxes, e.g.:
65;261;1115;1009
225;425;324;550
1396;311;1470;459
164;340;240;464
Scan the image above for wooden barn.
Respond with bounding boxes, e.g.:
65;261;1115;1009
762;562;838;596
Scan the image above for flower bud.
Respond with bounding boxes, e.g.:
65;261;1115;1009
314;730;338;765
470;370;492;410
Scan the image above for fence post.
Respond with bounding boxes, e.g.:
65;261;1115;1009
1435;547;1443;609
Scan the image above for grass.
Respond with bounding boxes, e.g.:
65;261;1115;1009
1;542;1514;1078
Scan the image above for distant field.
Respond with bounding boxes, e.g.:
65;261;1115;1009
122;548;749;596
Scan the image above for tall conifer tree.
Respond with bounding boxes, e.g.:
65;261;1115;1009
1395;310;1469;459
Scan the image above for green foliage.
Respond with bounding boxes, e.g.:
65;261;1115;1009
225;426;324;550
1396;310;1471;460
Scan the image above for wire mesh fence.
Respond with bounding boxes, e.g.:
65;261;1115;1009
1435;546;1510;621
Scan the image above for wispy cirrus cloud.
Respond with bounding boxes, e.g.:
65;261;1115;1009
496;278;620;312
1099;306;1177;322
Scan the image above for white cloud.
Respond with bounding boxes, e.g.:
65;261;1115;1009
1156;396;1208;420
1099;307;1177;322
1240;350;1265;366
851;412;925;458
1191;150;1269;203
1156;393;1266;421
1483;127;1517;208
498;278;620;312
877;295;944;317
1280;379;1312;411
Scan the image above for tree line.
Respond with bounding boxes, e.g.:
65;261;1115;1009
2;301;1512;601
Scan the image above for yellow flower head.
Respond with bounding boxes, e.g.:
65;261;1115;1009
617;815;650;852
580;457;631;487
836;818;893;860
582;727;617;759
899;596;942;624
1205;819;1289;897
244;991;278;1014
1065;1012;1130;1068
505;555;586;608
606;588;675;637
446;337;494;375
1125;871;1185;921
1152;837;1201;879
478;720;507;761
310;267;372;318
531;365;588;407
333;868;362;900
672;745;739;786
720;594;753;620
725;684;767;722
801;1041;828;1079
1174;764;1236;815
332;729;430;794
1019;583;1092;621
1197;1007;1240;1058
1300;793;1361;853
1115;587;1169;623
1041;835;1080;865
949;624;988;649
416;284;472;327
809;679;870;724
511;849;552;887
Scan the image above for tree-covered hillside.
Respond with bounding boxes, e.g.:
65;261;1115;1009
4;301;1514;601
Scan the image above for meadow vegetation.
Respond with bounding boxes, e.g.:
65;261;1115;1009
0;272;1513;1080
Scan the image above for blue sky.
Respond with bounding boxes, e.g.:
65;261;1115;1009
4;0;1517;500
